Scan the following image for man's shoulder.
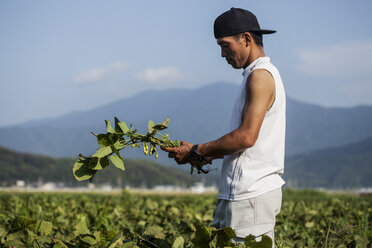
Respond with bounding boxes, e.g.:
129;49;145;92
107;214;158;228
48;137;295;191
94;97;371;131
244;68;276;110
247;69;275;90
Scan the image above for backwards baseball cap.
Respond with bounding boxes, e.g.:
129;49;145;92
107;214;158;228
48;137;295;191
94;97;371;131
214;8;276;39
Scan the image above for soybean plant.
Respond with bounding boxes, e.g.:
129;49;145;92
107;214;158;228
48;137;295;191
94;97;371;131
72;117;208;182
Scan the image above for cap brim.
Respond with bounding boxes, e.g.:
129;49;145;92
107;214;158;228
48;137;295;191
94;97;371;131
250;29;276;34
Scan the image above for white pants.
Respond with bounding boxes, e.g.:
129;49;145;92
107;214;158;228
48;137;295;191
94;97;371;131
211;188;282;247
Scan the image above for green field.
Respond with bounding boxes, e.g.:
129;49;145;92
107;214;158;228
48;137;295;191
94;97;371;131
0;189;370;248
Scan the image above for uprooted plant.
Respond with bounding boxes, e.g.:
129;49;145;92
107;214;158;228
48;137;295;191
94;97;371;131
73;117;210;182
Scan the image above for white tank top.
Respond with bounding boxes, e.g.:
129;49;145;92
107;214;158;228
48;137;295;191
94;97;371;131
218;57;286;201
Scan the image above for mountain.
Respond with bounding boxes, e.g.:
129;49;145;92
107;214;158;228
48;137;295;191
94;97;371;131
2;134;371;189
0;146;215;188
286;98;372;156
0;82;372;160
284;137;372;189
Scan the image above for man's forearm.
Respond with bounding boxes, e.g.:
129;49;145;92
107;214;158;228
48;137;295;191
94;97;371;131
198;128;254;158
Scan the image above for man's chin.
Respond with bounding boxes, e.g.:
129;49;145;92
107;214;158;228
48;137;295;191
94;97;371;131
230;64;242;69
227;60;242;69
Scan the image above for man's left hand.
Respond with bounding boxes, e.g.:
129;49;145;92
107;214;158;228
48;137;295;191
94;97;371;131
161;141;193;164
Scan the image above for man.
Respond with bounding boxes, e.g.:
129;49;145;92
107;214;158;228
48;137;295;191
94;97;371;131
162;8;285;246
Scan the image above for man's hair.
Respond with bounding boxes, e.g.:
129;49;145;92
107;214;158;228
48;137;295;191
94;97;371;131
233;32;263;47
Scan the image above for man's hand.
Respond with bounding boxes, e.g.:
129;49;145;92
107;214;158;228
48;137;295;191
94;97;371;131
161;141;194;164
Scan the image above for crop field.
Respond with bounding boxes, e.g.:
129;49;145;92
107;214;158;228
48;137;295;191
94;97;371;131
0;189;370;248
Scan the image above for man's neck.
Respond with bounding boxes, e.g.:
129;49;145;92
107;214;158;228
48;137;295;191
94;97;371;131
244;46;266;69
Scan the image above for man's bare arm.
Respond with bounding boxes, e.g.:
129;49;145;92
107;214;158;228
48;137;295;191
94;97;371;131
161;69;275;164
197;69;275;157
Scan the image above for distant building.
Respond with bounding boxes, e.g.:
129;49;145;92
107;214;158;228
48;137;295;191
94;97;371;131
16;180;25;187
190;183;217;194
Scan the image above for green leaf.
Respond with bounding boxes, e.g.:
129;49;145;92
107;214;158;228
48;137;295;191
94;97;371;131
37;220;53;235
153;117;170;131
93;146;112;158
52;240;69;248
172;236;185;248
105;120;116;134
97;134;109;147
74;216;90;236
258;235;273;248
109;155;125;171
91;157;109;170
114;117;129;134
148;120;155;133
111;146;124;170
244;234;272;248
97;133;119;147
114;140;126;150
305;221;314;228
191;223;213;248
0;226;5;238
73;158;97;181
144;225;163;236
10;216;37;231
114;117;122;133
111;145;123;159
102;229;117;242
122;241;138;248
80;234;97;245
104;230;122;248
173;140;181;147
213;227;236;248
101;156;110;168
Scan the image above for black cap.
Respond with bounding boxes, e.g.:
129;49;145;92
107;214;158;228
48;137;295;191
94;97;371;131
214;8;276;39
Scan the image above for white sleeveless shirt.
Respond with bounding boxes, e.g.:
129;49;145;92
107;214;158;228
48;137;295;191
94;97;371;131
218;57;286;201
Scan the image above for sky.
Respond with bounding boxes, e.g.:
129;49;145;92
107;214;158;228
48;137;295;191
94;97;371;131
1;0;372;127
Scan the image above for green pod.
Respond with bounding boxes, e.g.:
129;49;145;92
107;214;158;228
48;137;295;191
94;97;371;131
150;143;155;155
143;142;149;155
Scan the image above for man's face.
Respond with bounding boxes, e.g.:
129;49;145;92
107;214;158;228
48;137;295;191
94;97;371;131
217;35;249;69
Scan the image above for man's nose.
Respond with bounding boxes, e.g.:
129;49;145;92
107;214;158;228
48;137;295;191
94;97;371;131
221;48;227;58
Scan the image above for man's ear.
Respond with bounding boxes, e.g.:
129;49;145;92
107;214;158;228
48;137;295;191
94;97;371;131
243;32;252;47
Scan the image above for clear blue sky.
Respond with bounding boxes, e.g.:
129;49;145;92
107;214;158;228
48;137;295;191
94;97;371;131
1;0;372;127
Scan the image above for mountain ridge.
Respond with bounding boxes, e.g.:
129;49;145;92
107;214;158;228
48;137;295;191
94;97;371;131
0;145;211;187
284;137;372;188
1;82;372;160
1;135;371;189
